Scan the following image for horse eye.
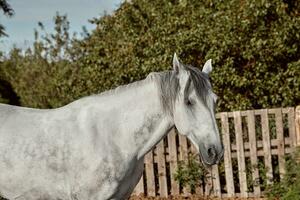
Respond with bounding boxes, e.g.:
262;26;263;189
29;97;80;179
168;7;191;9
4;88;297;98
185;99;193;106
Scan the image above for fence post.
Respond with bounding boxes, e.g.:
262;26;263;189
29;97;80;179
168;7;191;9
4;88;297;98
145;151;156;196
167;128;180;195
261;109;273;184
157;140;168;197
274;108;285;179
296;106;300;147
247;110;261;196
133;175;144;196
233;111;248;198
178;135;190;196
221;112;235;197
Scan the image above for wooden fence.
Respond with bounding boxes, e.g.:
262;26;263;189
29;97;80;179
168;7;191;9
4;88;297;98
132;106;300;198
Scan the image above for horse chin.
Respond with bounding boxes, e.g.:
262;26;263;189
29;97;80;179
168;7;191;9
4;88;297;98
198;150;214;167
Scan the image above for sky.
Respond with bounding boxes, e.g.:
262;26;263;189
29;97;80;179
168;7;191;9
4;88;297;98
0;0;123;53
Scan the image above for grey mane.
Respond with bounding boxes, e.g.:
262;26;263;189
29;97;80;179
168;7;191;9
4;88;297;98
186;65;211;105
79;64;210;117
94;66;210;102
157;65;211;116
156;71;180;116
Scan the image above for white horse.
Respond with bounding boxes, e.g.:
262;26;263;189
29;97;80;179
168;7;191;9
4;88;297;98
0;54;223;200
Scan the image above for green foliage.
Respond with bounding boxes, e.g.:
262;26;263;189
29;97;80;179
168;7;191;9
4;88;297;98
174;154;207;192
0;13;85;108
78;0;300;111
0;0;299;111
0;0;14;104
0;0;14;37
266;147;300;200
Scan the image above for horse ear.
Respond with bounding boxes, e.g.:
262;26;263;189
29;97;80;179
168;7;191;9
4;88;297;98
173;53;184;74
202;59;212;75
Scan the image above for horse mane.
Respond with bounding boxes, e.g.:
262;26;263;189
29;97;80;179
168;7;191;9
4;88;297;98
77;65;211;116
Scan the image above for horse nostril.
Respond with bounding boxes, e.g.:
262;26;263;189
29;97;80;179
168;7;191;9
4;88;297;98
207;146;216;158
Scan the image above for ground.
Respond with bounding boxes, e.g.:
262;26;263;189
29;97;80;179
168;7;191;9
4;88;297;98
130;195;267;200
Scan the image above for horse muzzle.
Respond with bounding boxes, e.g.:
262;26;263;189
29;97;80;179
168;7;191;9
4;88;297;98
199;143;224;166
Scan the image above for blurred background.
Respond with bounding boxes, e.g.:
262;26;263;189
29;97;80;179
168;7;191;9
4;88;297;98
0;0;299;111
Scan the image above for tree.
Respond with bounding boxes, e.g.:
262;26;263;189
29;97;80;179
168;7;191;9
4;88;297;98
0;0;299;111
0;0;14;37
0;13;82;108
0;0;16;105
77;0;300;111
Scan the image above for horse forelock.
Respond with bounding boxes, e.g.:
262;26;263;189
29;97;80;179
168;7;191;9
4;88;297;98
185;65;211;106
156;65;211;116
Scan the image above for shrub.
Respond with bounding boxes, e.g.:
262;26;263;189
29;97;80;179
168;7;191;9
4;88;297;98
174;154;208;193
1;0;299;111
266;147;300;200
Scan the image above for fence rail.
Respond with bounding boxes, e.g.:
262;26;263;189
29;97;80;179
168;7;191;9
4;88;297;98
132;106;300;198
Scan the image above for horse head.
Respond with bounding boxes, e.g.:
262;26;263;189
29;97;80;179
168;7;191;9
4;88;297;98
172;54;223;165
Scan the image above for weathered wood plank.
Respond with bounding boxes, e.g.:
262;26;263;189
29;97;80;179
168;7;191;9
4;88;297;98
230;138;293;151
158;138;294;163
220;112;235;197
167;128;180;195
246;110;261;196
157;137;294;163
144;151;156;196
178;134;190;195
156;139;168;197
261;109;273;184
231;147;294;157
274;109;285;179
178;135;189;164
233;111;248;198
190;144;203;195
289;107;297;147
212;165;221;197
205;167;213;196
216;108;294;119
133;174;144;195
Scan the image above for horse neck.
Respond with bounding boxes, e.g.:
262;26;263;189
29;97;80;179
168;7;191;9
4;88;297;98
121;77;175;159
71;75;174;160
96;76;174;159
